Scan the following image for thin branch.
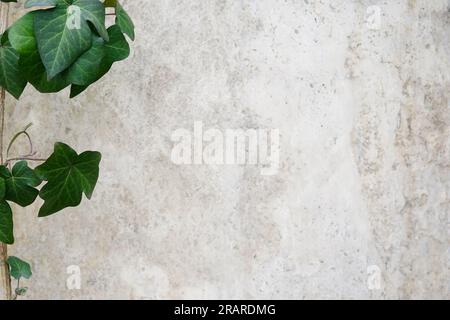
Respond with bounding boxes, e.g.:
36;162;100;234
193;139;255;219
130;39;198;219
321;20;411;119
6;123;34;160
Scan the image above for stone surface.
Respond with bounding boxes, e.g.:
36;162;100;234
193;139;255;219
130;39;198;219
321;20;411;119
3;0;449;299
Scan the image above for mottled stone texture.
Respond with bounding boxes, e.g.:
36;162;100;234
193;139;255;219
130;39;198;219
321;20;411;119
3;0;449;299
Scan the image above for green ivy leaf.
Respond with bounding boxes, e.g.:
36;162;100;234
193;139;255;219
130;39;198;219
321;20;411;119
8;11;70;92
67;35;105;85
70;25;129;97
35;142;101;217
77;0;108;41
0;200;14;245
7;256;32;280
0;161;42;207
34;0;93;79
0;36;27;99
103;24;130;62
116;2;135;41
8;13;36;55
20;51;70;93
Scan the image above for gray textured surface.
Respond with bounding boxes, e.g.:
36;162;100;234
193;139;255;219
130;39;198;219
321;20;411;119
3;0;449;299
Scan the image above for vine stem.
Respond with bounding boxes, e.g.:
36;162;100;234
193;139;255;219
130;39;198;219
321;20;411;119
5;157;47;166
0;1;12;301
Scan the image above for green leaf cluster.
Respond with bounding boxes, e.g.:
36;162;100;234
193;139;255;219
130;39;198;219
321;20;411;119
0;142;101;245
0;0;134;99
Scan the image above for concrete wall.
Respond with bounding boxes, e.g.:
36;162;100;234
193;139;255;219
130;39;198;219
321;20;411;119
4;0;449;299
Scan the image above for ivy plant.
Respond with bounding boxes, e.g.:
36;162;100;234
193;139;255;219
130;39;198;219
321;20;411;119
0;0;134;299
6;256;31;298
0;0;134;98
